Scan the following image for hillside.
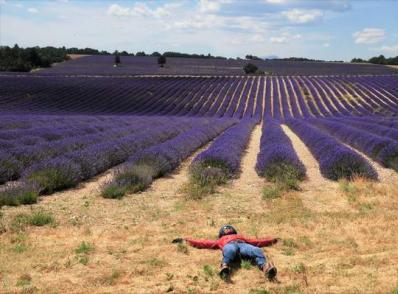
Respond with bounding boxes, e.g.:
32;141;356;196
33;55;398;76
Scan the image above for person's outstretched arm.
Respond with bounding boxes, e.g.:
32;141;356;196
242;236;279;247
184;238;219;249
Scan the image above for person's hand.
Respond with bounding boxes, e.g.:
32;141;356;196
172;238;184;244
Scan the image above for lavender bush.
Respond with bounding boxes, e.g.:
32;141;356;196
102;119;236;197
255;119;306;187
0;152;22;184
191;119;257;179
0;182;39;207
330;116;398;141
286;119;378;180
24;157;83;194
310;118;398;171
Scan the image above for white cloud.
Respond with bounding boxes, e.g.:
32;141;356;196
251;34;266;43
323;42;330;47
107;4;130;16
270;33;301;43
27;7;39;14
107;3;178;18
281;9;323;24
353;28;385;44
372;44;398;54
170;14;268;34
265;0;287;4
198;0;231;13
0;0;6;5
270;36;288;43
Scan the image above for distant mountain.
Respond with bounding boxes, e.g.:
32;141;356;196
263;55;279;60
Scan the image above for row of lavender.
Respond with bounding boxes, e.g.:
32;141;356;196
31;55;398;76
1;75;397;118
100;118;238;198
0;115;176;183
2;114;398;206
188;119;258;190
106;114;397;199
0;115;235;206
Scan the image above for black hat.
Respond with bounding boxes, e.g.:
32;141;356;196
218;225;237;238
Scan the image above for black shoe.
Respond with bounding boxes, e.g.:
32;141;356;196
263;262;277;281
219;264;231;281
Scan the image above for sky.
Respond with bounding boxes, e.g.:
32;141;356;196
0;0;397;61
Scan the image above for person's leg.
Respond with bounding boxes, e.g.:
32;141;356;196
237;243;266;269
220;243;238;281
221;243;239;266
238;243;277;281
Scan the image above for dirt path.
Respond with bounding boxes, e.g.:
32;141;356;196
228;124;264;195
281;124;350;212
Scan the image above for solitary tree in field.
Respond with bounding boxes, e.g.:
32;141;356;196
158;55;166;67
243;63;258;74
114;53;121;66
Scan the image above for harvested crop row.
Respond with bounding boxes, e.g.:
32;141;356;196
285;119;377;180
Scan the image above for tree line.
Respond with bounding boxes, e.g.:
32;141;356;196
0;44;231;72
351;55;398;65
0;45;69;72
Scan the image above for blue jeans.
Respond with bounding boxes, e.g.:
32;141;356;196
222;242;266;269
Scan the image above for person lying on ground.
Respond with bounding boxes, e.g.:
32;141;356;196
172;225;279;281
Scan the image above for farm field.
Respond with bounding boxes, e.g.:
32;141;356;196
1;75;397;116
1;58;398;293
31;55;398;76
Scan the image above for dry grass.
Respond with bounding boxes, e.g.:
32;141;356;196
1;126;398;293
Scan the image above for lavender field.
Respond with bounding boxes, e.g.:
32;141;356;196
31;55;398;76
1;75;397;117
1;67;397;207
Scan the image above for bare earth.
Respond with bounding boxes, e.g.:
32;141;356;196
67;54;89;60
1;126;398;293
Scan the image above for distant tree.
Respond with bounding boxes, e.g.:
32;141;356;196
151;51;161;57
120;50;129;56
351;58;366;63
245;54;262;60
158;55;166;67
0;44;69;72
243;63;258;74
27;48;42;66
369;55;387;65
162;51;227;59
136;51;146;56
114;53;121;66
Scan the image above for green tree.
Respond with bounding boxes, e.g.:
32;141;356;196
158;55;166;67
114;54;121;65
243;63;258;74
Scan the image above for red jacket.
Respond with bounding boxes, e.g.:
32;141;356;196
186;234;278;249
